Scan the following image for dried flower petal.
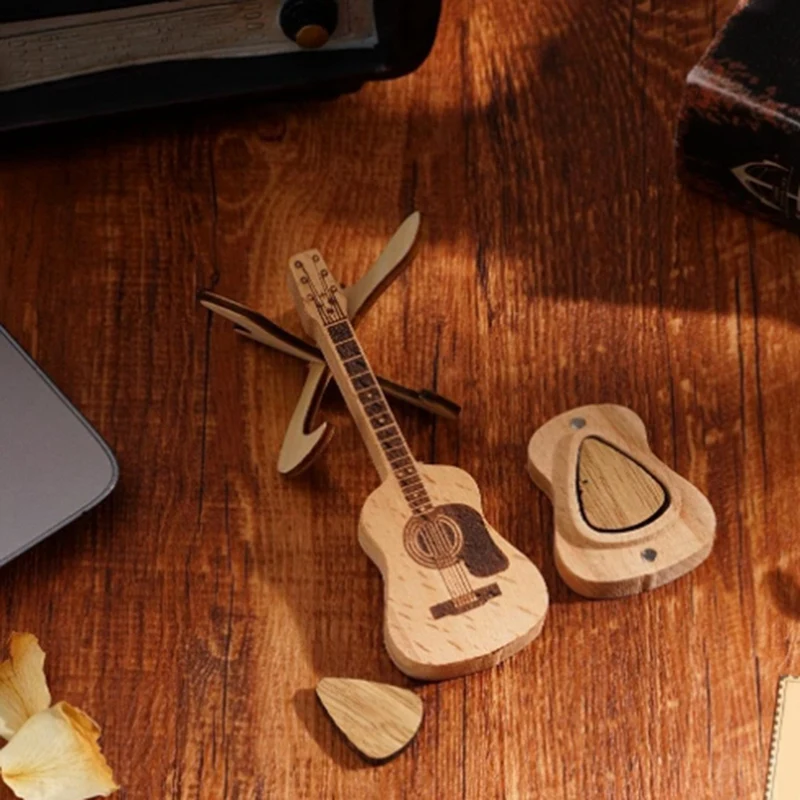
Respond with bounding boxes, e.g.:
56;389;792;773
0;702;118;800
0;634;51;741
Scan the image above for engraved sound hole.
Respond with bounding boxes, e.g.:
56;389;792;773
404;514;464;569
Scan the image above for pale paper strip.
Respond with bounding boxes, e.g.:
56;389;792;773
767;677;800;800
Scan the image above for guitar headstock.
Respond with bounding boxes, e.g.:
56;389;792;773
287;250;349;339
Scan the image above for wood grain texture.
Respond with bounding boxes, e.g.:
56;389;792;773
577;438;667;530
315;678;423;763
0;0;797;796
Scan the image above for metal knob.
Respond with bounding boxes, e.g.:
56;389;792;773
279;0;338;49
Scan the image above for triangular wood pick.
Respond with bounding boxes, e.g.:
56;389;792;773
577;437;668;531
316;678;423;763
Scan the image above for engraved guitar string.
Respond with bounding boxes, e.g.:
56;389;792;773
309;268;477;605
306;270;479;604
297;258;478;606
406;513;475;606
300;260;477;603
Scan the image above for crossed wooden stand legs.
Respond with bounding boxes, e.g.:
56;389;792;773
199;212;459;475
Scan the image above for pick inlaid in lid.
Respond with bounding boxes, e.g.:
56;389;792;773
577;436;668;532
527;404;716;598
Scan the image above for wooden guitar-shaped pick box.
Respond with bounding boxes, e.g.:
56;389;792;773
527;404;716;598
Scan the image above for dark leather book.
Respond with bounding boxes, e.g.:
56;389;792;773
677;0;800;232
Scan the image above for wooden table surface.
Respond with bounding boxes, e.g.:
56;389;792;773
1;1;796;797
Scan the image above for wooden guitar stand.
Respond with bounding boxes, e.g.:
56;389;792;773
199;213;460;476
527;404;716;598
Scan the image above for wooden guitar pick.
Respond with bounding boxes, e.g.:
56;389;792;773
316;678;423;763
527;404;716;598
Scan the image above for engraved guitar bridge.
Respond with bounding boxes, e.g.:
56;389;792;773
430;583;502;620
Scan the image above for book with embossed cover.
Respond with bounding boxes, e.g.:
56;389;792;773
677;0;800;232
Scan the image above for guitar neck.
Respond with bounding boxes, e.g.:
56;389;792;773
316;318;433;514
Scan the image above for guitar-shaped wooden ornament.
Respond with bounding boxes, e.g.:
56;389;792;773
527;404;716;598
288;251;548;681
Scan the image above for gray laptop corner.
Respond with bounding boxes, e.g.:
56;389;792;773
0;325;118;568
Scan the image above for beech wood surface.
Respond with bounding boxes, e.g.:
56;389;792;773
0;0;796;797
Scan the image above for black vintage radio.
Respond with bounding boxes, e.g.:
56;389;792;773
0;0;441;131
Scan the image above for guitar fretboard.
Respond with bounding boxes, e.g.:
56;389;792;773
325;319;433;515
